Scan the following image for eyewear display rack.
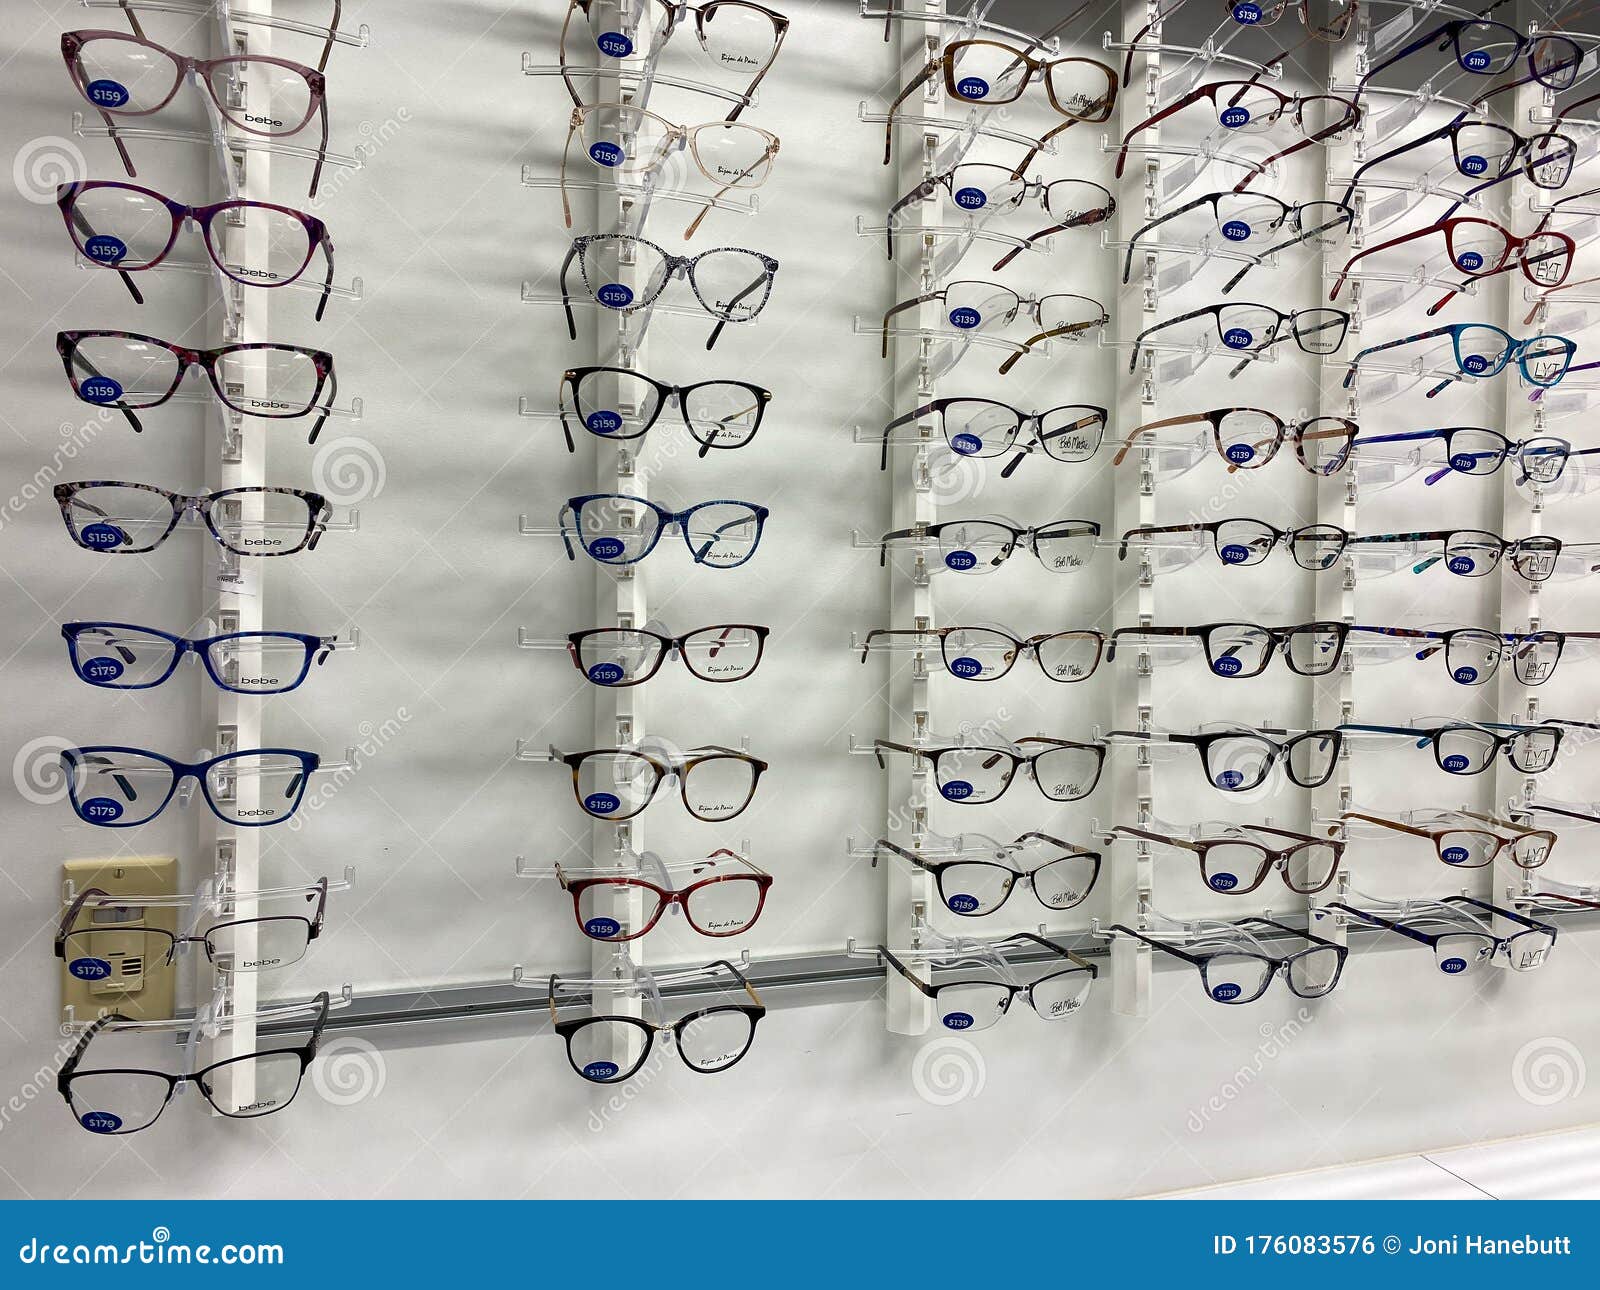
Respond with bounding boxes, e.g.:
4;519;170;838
59;0;367;1064
265;0;1600;1049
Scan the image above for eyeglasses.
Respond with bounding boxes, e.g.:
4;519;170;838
877;517;1102;575
1331;216;1574;305
549;959;765;1083
1320;426;1596;486
553;743;768;821
58;991;330;1133
1326;899;1556;974
1115;408;1356;473
54;482;330;557
1111;920;1346;1004
886;165;1115;263
873;833;1102;915
859;626;1107;683
60;745;319;827
566;623;768;686
1341;118;1577;207
1122;192;1352;288
1339;721;1561;776
558;366;770;453
1114;82;1360;185
1357;17;1586;94
1340;809;1555;871
879;399;1105;473
56;331;337;442
1106;726;1342;791
561;103;779;233
57;181;336;320
1344;530;1581;583
560;493;768;568
880;282;1108;374
557;851;772;941
1502;631;1600;685
1343;324;1575;397
885;43;1116;163
559;234;778;350
1129;302;1348;374
881;934;1097;1030
558;0;790;117
1224;0;1358;40
57;880;329;980
1118;519;1350;572
1116;823;1342;895
62;623;337;695
1344;625;1506;687
873;736;1107;804
1110;621;1350;679
62;30;331;198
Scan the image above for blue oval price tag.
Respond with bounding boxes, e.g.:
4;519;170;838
86;78;131;108
949;306;982;330
1220;543;1252;565
1442;845;1472;864
1208;872;1239;892
1448;452;1477;472
596;31;633;57
582;1060;620;1080
949;655;984;679
950;431;983;455
79;522;127;550
582;792;622;815
80;376;123;404
587;537;626;561
1462;48;1491;71
1219;106;1251;129
1232;2;1262;22
953;186;986;209
1460;154;1488;176
1456;250;1484;271
583;917;622;938
597;283;634;309
1451;666;1479;685
1222;326;1253;349
80;1111;122;1133
81;797;124;823
942;1011;975;1030
946;893;980;914
1461;352;1490;373
84;235;128;264
585;409;623;434
1215;770;1245;790
588;140;626;167
955;76;989;100
1210;982;1242;1002
944;549;977;571
80;655;125;683
1221;219;1251;241
1447;555;1476;575
1440;956;1469;974
587;662;626;686
1212;656;1243;677
69;957;112;980
940;779;975;801
1441;753;1471;773
1224;442;1255;463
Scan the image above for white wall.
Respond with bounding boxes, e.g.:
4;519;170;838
2;0;1598;1200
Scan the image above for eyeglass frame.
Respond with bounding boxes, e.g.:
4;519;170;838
871;834;1103;915
879;398;1107;473
873;736;1109;803
858;626;1108;683
1109;920;1347;1003
54;481;330;557
553;743;769;821
62;621;337;694
565;623;770;685
1114;823;1343;895
555;851;773;941
557;365;772;454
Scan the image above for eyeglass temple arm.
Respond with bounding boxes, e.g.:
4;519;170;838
1236;914;1340;949
877;524;924;566
55;886;116;953
1354;21;1454;97
1337;122;1443;209
877;944;938;997
881;293;938;359
1116;522;1203;559
65;345;143;433
880;401;940;470
1113;823;1198;852
1321;900;1435;945
706;268;770;352
1115;84;1204;179
1442;895;1551;932
1002;309;1109;376
872;738;917;770
869;837;925;869
1235;821;1325;844
1106;923;1203;965
1341;809;1432;840
1122;194;1207;284
59;1012;129;1088
1343;326;1453;388
313;229;334;322
992;930;1097;976
559;242;583;341
1114;413;1207;466
1331;220;1440;300
885;176;939;260
310;358;336;444
66;203;142;305
686;144;776;241
1106;625;1193;661
884;59;937;165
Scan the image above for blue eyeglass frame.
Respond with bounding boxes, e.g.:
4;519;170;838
61;622;334;694
59;745;320;828
559;493;770;568
1343;323;1576;398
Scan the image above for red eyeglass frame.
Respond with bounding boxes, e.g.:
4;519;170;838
558;850;774;941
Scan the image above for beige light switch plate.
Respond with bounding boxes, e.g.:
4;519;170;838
60;857;179;1024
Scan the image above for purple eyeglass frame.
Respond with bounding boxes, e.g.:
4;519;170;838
56;180;335;321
